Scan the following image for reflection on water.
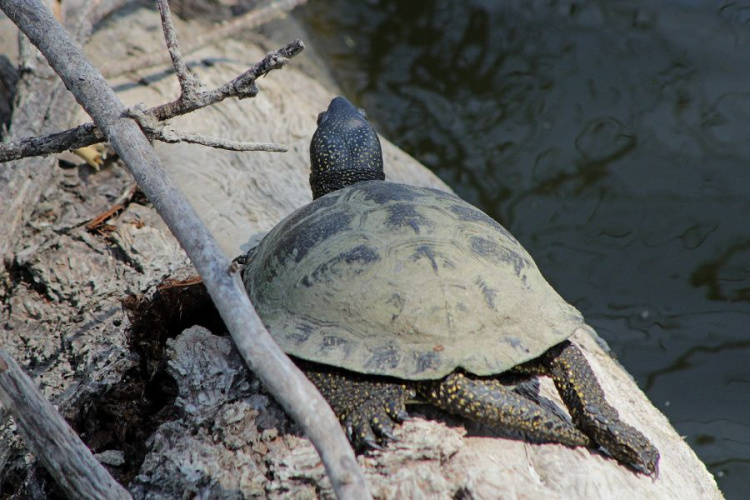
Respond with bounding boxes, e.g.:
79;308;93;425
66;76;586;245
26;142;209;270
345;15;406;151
299;0;750;497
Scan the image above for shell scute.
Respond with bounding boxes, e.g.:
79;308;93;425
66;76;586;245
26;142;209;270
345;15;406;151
384;202;432;234
364;344;402;372
273;209;353;265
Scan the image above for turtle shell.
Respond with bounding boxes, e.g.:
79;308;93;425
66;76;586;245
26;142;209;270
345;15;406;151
242;181;584;380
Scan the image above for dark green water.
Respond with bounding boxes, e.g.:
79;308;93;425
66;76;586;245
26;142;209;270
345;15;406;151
299;0;750;496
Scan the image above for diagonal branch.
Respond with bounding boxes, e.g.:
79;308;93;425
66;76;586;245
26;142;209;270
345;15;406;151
0;1;370;499
0;350;132;500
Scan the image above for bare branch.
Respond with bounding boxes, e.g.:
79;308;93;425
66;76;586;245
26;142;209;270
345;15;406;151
157;130;288;152
149;39;304;119
102;0;309;79
156;0;207;99
0;122;104;162
125;105;287;152
0;40;303;163
152;128;288;152
0;1;370;498
0;350;132;500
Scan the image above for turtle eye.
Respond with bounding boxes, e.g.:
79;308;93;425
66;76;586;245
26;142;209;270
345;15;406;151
357;108;368;120
317;111;328;125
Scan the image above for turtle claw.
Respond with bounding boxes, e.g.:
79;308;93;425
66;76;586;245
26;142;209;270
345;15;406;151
347;415;380;452
372;420;399;443
628;441;660;479
342;399;406;451
301;365;413;452
361;437;383;452
378;426;400;442
600;427;660;478
393;409;412;422
385;392;413;423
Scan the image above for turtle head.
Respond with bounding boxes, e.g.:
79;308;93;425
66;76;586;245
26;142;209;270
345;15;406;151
310;96;385;199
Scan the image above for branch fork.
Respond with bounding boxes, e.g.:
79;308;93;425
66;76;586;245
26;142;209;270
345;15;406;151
0;16;304;163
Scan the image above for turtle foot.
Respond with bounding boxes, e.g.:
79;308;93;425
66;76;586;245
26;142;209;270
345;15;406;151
345;400;402;451
537;341;661;476
300;360;414;451
587;408;660;477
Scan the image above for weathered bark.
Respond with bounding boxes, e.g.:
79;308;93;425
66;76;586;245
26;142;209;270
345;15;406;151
0;0;128;264
0;351;132;499
0;1;366;498
0;4;723;499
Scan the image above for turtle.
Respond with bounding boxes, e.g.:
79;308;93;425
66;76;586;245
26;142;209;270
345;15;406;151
240;96;659;476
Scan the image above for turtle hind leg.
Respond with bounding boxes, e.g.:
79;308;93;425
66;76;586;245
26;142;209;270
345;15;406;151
417;372;591;447
525;340;660;476
299;360;414;451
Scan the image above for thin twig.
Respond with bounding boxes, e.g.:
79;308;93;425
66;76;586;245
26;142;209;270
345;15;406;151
85;203;124;231
101;0;309;79
0;40;303;163
154;128;288;152
0;2;371;499
156;0;207;99
0;122;104;162
149;39;303;120
113;182;138;206
125;105;287;152
0;350;132;500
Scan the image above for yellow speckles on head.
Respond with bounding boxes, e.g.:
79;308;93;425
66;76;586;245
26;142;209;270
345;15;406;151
309;98;385;198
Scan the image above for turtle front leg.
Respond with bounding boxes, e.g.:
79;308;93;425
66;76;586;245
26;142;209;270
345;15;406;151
417;372;592;447
522;340;660;476
301;361;415;451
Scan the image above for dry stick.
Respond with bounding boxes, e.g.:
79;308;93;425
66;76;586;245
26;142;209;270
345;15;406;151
102;0;309;79
0;350;132;500
125;104;287;152
0;122;104;162
148;40;303;120
155;0;207;99
0;2;370;499
140;2;282;151
148;127;289;152
0;40;303;163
